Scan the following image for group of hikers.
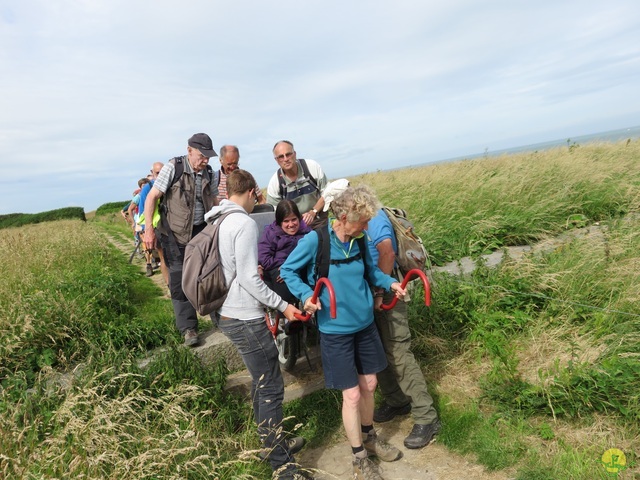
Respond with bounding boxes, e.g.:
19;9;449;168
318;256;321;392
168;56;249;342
124;133;441;480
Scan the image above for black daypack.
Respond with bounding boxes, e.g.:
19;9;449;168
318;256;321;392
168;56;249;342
277;158;318;198
158;156;217;247
312;225;369;285
381;207;428;277
182;211;242;315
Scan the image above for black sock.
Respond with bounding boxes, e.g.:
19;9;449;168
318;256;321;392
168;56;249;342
352;445;365;455
361;424;374;435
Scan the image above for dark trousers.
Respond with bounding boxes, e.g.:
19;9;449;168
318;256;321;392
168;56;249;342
217;315;297;474
160;223;206;334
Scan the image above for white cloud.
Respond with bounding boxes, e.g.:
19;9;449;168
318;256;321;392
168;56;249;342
1;0;639;213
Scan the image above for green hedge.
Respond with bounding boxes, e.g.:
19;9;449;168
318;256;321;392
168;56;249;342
0;207;86;229
95;201;130;215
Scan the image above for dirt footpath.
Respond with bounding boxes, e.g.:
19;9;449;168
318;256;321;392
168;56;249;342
299;415;514;480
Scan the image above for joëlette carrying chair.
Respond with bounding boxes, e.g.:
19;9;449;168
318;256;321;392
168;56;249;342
250;204;319;371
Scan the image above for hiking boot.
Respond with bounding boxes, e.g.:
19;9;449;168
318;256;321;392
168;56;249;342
183;329;199;347
352;455;383;480
403;419;441;449
286;436;306;455
145;264;154;277
373;402;411;423
260;436;307;460
363;432;402;462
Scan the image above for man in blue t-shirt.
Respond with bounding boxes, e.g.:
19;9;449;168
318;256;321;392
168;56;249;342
139;162;168;285
367;209;441;449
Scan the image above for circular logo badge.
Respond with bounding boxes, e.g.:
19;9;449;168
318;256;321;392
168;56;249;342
602;448;626;474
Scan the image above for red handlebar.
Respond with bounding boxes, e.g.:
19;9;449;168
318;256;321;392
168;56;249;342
294;277;337;321
380;269;431;311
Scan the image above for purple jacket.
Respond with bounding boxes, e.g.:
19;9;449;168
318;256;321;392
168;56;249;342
258;220;311;271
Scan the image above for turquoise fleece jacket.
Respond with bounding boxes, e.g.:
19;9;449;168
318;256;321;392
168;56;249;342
280;222;396;335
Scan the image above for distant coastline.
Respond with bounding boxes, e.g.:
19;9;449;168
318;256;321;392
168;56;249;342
421;125;640;168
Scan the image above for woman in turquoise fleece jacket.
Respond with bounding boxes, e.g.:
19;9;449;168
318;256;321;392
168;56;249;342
280;184;407;477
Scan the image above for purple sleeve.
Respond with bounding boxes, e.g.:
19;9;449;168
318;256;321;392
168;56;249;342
258;223;278;270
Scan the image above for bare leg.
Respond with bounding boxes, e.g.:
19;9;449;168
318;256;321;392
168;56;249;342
342;384;363;448
343;374;378;447
358;373;377;428
155;245;169;285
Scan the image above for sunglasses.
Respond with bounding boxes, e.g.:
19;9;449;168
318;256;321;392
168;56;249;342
275;151;294;161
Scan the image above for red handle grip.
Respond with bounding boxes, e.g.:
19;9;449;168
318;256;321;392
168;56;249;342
380;269;431;311
294;277;337;321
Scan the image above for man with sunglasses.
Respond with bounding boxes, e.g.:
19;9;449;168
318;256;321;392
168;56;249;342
266;140;328;227
143;133;219;347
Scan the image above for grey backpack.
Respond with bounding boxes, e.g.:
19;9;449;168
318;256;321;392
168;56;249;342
182;211;241;315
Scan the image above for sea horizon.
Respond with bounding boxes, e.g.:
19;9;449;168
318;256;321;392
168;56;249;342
422;125;640;168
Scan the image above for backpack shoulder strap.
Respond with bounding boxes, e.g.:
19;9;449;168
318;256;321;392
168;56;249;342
314;224;330;284
277;167;287;198
298;158;318;190
169;156;184;188
277;159;319;198
356;235;370;281
313;225;371;285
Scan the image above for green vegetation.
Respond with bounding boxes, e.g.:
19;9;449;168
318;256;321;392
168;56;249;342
1;140;639;478
0;207;86;229
96;201;130;216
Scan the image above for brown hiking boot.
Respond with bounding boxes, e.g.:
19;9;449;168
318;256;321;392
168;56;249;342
363;432;402;462
352;455;384;480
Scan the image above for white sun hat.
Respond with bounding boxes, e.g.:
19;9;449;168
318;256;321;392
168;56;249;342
321;179;350;212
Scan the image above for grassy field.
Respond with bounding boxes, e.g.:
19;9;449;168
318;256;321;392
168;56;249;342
1;140;639;479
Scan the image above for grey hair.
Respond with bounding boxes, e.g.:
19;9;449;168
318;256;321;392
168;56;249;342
273;140;294;152
330;184;381;222
220;145;239;158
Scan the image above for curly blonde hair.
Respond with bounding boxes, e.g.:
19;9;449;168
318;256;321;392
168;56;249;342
330;184;381;222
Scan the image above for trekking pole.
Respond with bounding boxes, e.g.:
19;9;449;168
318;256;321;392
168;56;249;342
294;277;337;321
380;268;431;310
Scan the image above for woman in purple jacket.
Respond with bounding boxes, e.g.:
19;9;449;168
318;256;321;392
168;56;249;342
258;200;311;303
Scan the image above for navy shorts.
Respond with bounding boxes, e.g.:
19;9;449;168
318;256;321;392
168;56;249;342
320;321;388;390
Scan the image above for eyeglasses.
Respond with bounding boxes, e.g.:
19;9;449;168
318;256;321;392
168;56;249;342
150;169;161;175
275;151;294;161
196;151;210;160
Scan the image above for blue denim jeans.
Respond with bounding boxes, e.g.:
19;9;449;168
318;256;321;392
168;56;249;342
218;314;296;473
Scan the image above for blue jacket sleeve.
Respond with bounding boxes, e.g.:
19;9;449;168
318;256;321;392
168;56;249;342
280;231;317;304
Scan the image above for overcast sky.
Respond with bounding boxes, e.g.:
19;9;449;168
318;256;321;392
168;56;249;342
1;0;639;214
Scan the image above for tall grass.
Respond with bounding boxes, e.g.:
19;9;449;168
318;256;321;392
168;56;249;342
354;141;640;264
2;140;639;478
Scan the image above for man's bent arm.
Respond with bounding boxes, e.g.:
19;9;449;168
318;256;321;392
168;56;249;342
143;187;163;250
376;238;396;275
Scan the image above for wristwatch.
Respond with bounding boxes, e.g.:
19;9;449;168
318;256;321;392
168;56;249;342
312;208;318;215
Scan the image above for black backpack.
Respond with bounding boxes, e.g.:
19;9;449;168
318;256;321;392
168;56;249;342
169;156;216;188
277;158;318;198
158;157;217;248
182;211;243;315
312;224;369;285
